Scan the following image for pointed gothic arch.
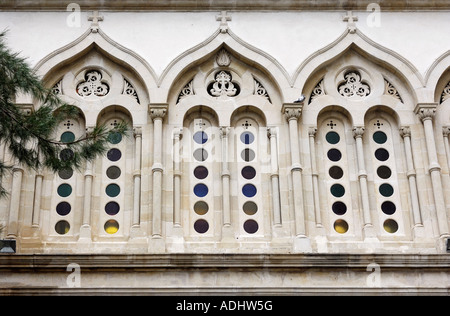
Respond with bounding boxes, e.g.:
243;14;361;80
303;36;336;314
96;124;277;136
161;29;291;104
34;28;157;103
293;29;424;105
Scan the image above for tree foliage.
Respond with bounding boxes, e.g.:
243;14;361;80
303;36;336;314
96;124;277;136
0;31;128;196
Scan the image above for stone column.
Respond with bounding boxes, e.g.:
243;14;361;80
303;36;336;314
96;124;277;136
31;172;43;228
442;126;450;172
282;103;310;252
149;104;167;241
307;127;323;228
7;165;23;238
80;128;94;240
79;160;93;239
220;126;231;228
268;127;282;226
353;126;376;239
415;104;449;238
172;127;183;227
400;126;424;237
132;127;143;228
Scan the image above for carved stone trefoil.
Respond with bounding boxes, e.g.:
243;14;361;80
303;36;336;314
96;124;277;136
338;71;370;99
76;70;109;97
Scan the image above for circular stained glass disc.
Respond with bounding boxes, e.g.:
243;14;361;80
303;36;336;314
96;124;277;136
240;131;255;144
104;220;119;234
107;148;122;162
55;220;70;235
61;131;75;143
194;183;208;197
105;184;121;197
242;184;257;198
57;184;72;198
56;202;71;216
105;201;120;215
243;219;259;234
193;166;208;180
326;131;340;144
194;219;209;234
373;131;387;144
194;201;209;215
193;131;208;144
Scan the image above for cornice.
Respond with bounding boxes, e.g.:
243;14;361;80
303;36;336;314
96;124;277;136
0;253;448;270
1;1;450;11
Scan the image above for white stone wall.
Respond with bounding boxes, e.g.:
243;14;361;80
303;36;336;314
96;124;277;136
0;8;449;255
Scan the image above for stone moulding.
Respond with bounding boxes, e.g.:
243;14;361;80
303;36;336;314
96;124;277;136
1;253;448;269
0;254;448;295
2;1;450;11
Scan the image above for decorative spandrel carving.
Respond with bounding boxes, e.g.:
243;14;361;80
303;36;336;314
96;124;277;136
52;79;63;95
123;78;140;104
254;78;271;102
177;79;195;103
309;79;325;104
76;70;109;97
208;71;239;97
338;71;370;99
441;81;450;103
384;79;403;102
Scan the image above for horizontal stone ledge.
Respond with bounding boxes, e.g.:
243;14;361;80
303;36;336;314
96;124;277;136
0;253;449;270
2;0;450;11
1;286;448;296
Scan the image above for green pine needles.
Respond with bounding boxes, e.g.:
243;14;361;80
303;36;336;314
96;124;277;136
0;31;128;197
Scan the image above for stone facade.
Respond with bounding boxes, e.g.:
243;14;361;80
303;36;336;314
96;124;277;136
0;2;449;294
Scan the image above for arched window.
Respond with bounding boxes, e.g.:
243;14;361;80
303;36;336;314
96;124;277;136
96;110;134;238
366;116;404;236
318;112;356;236
231;111;269;238
50;117;85;237
182;109;220;237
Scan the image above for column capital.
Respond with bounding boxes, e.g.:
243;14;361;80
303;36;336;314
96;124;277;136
267;126;278;138
133;126;143;137
352;126;365;138
219;126;230;138
414;103;437;122
399;126;411;138
282;103;303;121
148;103;168;120
173;127;183;139
443;126;450;137
308;126;317;137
